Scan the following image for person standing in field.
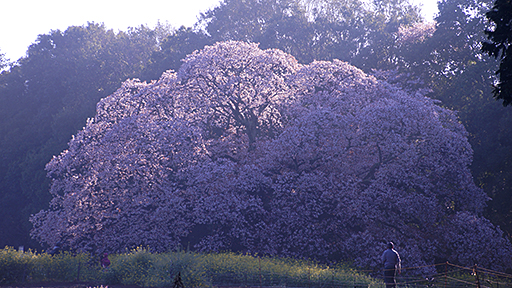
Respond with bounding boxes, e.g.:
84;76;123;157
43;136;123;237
382;242;401;288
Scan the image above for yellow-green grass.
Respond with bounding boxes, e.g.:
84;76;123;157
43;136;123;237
0;246;380;287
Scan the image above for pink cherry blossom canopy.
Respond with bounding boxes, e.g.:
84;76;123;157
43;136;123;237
31;41;512;271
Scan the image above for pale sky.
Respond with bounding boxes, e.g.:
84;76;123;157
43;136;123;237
0;0;438;62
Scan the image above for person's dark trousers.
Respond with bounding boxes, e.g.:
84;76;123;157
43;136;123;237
384;266;396;288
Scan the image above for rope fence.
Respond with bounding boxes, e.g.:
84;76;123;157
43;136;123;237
371;262;512;288
203;262;512;288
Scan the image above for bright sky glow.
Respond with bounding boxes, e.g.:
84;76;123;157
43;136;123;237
0;0;438;62
0;0;222;61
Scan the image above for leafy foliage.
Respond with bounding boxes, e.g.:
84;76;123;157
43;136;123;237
2;0;512;276
0;22;167;249
0;0;427;251
198;0;423;68
0;49;9;71
392;0;512;241
141;26;212;81
482;0;512;105
31;41;512;271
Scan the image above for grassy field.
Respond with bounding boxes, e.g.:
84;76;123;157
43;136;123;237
0;246;381;287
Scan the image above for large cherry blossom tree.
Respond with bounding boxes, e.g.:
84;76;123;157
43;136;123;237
31;41;512;271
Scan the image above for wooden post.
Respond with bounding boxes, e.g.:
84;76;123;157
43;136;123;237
259;256;262;288
308;266;311;288
331;267;334;288
77;259;81;281
473;264;481;288
444;262;447;288
23;263;27;283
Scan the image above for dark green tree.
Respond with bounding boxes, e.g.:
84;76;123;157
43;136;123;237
0;23;163;249
482;0;512;106
198;0;422;68
141;26;211;81
0;49;9;70
199;0;285;42
395;0;512;238
351;0;422;71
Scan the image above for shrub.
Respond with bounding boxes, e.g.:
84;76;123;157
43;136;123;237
0;246;31;284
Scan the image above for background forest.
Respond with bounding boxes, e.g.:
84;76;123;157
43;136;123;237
0;0;510;260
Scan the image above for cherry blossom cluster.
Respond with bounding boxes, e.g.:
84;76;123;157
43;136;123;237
397;22;436;46
31;41;512;271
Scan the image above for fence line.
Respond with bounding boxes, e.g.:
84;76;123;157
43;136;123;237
378;262;512;288
201;261;512;288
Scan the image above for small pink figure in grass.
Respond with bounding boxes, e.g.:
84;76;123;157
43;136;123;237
100;252;110;268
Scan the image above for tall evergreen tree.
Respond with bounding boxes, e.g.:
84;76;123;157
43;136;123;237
482;0;512;106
